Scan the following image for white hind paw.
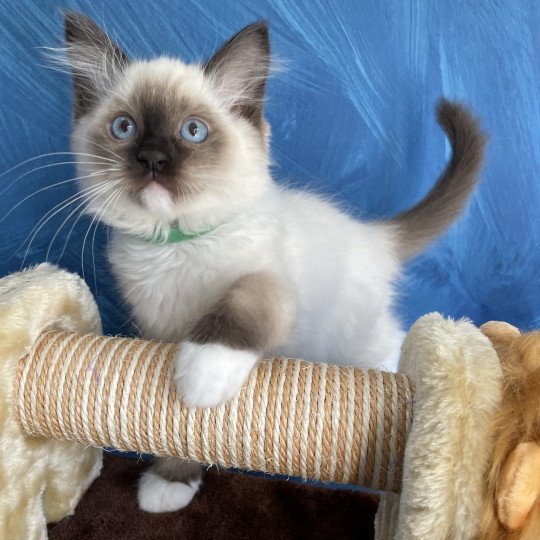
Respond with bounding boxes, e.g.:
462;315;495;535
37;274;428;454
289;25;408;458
137;470;201;513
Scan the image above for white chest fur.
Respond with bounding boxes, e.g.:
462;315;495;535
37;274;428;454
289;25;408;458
109;224;274;342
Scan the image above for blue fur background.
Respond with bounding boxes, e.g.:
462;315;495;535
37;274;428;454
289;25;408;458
0;0;538;336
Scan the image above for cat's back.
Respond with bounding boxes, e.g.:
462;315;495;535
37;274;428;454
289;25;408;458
274;187;403;366
277;187;400;278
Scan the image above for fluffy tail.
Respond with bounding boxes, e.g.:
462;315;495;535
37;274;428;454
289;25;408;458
390;99;487;261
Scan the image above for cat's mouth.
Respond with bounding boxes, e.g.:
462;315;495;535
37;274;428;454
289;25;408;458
131;171;175;191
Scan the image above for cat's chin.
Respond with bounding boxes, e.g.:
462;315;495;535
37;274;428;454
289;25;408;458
138;181;176;216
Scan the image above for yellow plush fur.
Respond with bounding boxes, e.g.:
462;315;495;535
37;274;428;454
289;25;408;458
375;313;503;540
479;322;540;540
397;314;502;539
0;264;103;540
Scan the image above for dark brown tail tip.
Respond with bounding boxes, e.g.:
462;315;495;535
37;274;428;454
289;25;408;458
435;98;487;160
390;98;488;261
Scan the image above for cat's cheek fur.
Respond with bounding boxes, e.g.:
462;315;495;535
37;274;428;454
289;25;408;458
174;341;259;407
138;470;201;512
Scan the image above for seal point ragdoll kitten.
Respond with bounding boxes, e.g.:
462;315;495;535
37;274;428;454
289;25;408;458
62;12;486;512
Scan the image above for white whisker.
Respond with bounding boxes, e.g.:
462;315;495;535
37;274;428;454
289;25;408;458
46;179;122;262
0;151;117;179
81;184;122;283
90;186;125;291
55;183;116;264
19;180;117;267
0;169;118;225
0;160;120;198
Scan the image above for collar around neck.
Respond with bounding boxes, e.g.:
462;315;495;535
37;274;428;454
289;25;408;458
141;224;215;244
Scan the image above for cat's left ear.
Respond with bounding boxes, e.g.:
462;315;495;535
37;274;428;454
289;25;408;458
64;11;130;119
204;22;270;127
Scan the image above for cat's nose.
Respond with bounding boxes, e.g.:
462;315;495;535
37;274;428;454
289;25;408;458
137;149;169;173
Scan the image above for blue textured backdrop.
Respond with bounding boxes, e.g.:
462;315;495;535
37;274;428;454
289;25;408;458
0;0;539;336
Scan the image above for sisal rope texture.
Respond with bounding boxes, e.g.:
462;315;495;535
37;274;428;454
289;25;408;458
15;330;414;492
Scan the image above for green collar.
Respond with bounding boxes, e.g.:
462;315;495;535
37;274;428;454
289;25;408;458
141;224;215;244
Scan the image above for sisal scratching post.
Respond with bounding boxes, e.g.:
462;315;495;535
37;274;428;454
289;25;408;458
16;329;414;492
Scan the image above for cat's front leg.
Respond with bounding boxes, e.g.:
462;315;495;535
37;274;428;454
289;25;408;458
174;272;293;408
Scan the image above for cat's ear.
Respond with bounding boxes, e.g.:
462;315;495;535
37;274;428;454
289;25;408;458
64;11;130;119
204;22;270;126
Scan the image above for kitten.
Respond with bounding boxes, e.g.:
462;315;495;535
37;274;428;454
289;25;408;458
62;12;485;512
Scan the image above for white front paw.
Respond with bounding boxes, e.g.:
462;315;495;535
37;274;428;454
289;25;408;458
174;342;258;408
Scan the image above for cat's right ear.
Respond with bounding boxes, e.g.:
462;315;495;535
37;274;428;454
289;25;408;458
64;11;130;119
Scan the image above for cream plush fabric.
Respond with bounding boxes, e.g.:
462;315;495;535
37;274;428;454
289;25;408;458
375;313;503;539
0;264;103;540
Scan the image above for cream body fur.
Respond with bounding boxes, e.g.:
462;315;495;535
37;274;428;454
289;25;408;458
108;188;402;365
63;13;485;512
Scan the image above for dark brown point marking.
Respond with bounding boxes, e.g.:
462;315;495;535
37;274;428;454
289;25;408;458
190;272;287;351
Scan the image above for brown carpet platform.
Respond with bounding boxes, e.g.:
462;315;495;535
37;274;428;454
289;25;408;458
48;454;378;539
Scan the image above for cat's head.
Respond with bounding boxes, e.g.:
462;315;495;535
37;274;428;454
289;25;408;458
63;12;272;236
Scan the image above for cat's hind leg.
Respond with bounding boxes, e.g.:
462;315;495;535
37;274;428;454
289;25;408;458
138;458;202;513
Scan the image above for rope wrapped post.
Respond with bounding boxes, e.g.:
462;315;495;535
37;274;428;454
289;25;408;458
16;330;414;492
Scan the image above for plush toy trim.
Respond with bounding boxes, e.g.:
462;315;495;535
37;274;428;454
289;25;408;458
374;313;502;540
0;264;103;540
479;323;540;539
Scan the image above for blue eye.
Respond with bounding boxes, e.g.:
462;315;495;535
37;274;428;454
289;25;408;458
179;118;208;143
111;115;136;140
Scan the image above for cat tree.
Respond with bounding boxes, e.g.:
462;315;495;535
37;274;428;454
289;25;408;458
1;264;503;539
